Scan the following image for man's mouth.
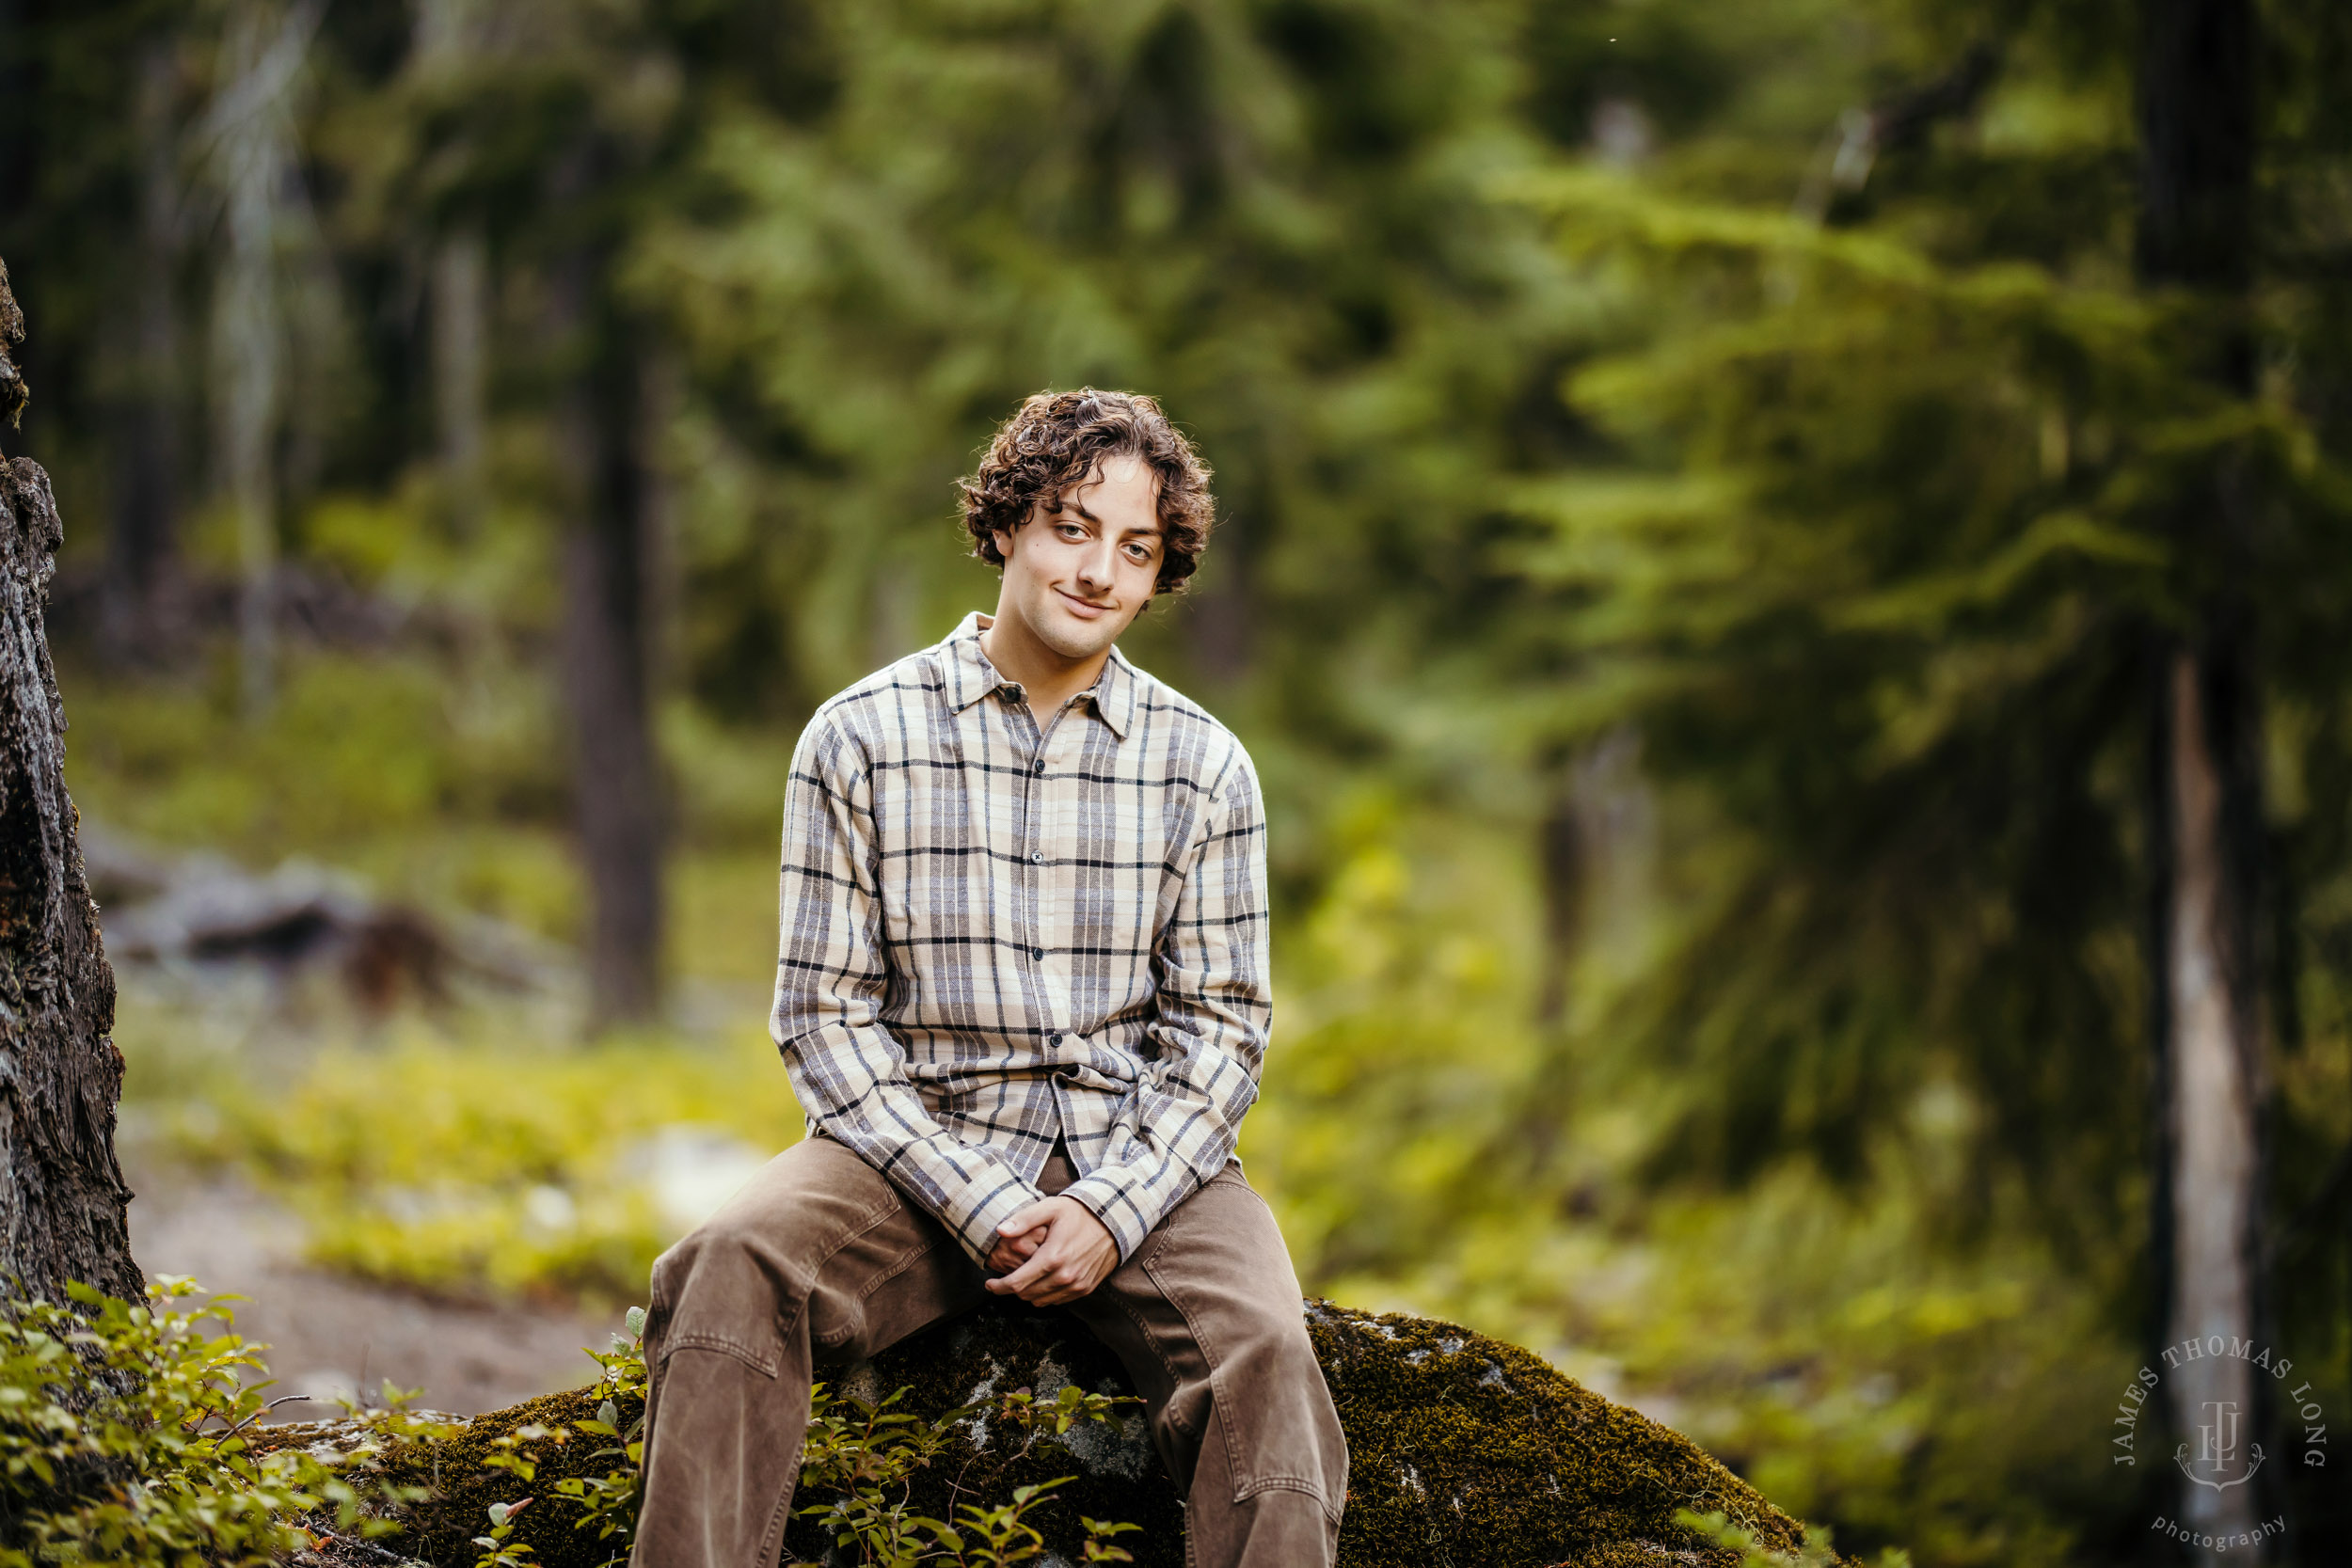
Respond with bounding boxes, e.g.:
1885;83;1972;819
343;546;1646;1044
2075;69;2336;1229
1055;588;1113;620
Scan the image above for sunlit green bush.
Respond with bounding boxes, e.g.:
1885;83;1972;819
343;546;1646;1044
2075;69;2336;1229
0;1277;447;1567
0;1281;1138;1568
167;1027;802;1306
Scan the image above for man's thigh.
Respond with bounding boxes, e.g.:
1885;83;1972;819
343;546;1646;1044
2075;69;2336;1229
650;1133;985;1369
1071;1165;1340;1507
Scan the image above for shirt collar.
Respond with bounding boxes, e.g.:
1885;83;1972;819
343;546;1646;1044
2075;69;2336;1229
943;611;1136;740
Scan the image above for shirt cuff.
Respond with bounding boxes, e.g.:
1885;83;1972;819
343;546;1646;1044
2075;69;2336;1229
952;1172;1044;1267
1059;1164;1188;1263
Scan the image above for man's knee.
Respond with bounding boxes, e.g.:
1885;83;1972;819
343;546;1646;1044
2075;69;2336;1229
648;1141;886;1354
647;1211;807;1377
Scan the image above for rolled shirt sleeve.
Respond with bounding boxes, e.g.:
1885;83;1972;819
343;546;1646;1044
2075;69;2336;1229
769;713;1042;1265
1059;746;1270;1260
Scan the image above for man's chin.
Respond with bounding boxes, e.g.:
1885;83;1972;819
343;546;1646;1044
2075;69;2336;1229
1037;614;1126;661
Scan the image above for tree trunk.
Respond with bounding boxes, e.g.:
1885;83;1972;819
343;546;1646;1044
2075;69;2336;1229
207;0;303;720
1534;746;1588;1031
551;241;664;1029
2136;0;2267;1557
2160;652;2266;1554
417;0;489;541
432;231;488;539
100;39;184;668
0;264;142;1306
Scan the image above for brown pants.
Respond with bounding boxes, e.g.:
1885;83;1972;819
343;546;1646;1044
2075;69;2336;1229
631;1135;1347;1568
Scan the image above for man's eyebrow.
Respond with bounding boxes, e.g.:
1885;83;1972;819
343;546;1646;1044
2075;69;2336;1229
1060;499;1160;537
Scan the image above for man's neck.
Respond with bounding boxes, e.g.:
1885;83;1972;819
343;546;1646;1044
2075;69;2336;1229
977;609;1112;717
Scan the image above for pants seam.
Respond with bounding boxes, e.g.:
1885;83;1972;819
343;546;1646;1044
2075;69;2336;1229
1107;1289;1197;1436
660;1334;779;1378
856;1234;940;1303
1143;1251;1248;1497
1238;1472;1344;1522
753;1431;805;1568
790;1194;910;1341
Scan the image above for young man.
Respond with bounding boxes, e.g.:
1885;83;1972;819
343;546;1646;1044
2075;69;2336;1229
632;389;1348;1568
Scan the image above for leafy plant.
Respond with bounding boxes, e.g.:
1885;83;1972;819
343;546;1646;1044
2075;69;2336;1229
1676;1506;1914;1568
469;1305;1141;1568
0;1276;453;1568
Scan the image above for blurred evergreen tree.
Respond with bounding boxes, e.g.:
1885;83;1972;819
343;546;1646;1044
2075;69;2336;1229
1504;0;2352;1552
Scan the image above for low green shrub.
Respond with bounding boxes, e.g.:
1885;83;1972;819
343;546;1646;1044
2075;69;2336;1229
164;1030;803;1306
459;1306;1141;1568
0;1277;451;1567
0;1282;1140;1568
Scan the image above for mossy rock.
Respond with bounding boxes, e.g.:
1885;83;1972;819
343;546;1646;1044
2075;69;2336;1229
278;1298;1826;1568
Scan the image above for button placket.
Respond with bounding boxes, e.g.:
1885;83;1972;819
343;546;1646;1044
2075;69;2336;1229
1033;705;1074;1038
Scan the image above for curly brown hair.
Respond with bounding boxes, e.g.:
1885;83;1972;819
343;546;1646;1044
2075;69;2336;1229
958;388;1215;597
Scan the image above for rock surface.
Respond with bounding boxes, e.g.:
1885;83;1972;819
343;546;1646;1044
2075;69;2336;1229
322;1297;1823;1568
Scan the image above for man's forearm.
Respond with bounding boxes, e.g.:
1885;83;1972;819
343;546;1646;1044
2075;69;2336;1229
781;1028;1042;1262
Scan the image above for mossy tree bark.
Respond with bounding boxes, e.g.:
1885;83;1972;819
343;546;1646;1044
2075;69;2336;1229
0;261;141;1307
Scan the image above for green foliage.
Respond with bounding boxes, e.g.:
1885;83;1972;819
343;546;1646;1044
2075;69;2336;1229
0;1277;450;1568
450;1307;1140;1568
165;1029;802;1305
14;0;2352;1560
0;1281;1144;1568
791;1383;1140;1567
1676;1507;1911;1568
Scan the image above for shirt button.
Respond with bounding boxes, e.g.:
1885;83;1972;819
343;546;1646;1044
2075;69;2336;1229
1033;761;1045;776
1048;1032;1064;1045
1031;851;1044;864
1031;946;1044;960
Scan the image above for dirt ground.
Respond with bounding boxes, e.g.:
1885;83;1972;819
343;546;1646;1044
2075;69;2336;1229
126;1162;626;1419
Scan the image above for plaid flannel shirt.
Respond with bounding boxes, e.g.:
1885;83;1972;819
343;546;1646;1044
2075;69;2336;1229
770;610;1270;1265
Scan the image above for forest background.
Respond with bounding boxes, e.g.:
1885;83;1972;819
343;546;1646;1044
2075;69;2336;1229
4;0;2351;1562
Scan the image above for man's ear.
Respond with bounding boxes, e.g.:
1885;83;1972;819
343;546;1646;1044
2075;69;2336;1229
991;522;1016;563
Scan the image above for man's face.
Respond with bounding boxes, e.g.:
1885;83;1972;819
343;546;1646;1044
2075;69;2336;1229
990;453;1165;663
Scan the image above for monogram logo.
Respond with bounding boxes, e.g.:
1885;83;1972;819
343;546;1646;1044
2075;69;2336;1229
2176;1399;2265;1492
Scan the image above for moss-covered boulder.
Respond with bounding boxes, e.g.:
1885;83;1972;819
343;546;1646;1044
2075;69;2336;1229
278;1298;1824;1568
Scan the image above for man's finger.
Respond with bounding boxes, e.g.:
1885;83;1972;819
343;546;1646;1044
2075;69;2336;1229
987;1243;1057;1296
997;1203;1056;1237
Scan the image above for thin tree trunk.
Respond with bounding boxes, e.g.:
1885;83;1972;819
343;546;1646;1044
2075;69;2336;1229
432;232;488;538
207;0;307;719
417;0;488;540
2137;0;2267;1556
551;239;664;1028
101;40;183;667
0;264;141;1305
2162;653;2265;1553
1534;746;1588;1031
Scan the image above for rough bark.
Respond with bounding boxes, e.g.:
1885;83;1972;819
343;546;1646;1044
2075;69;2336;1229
551;234;665;1028
0;263;141;1306
2136;0;2269;1556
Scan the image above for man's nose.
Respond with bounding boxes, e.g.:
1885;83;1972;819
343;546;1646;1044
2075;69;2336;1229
1074;540;1118;593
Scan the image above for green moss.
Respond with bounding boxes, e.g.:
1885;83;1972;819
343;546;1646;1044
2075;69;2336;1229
1304;1302;1817;1567
320;1299;1836;1568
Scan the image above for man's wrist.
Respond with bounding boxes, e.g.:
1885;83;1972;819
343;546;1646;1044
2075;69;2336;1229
957;1179;1046;1266
1057;1173;1152;1263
